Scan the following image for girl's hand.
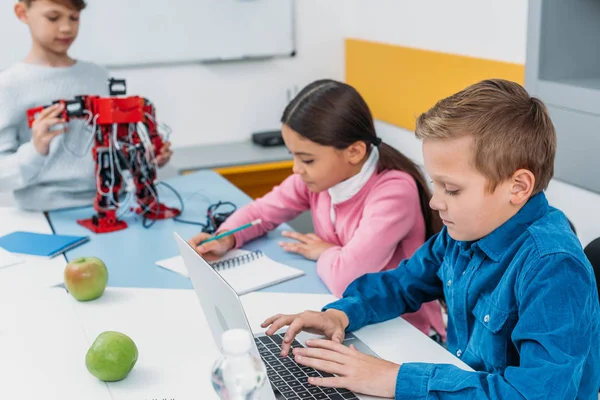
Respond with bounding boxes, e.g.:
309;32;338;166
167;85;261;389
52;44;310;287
279;231;336;260
293;339;401;398
187;232;235;261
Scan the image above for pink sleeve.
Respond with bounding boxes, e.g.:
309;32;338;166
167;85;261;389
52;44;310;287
316;177;421;297
219;174;311;248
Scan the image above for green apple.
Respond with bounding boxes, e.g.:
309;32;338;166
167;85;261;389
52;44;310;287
86;331;138;382
64;256;108;301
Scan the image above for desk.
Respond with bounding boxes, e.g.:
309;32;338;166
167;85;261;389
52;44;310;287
0;207;66;297
3;171;468;400
0;288;471;400
48;170;329;294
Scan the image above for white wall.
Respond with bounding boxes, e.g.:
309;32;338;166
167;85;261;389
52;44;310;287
109;0;345;149
344;0;528;64
345;0;600;248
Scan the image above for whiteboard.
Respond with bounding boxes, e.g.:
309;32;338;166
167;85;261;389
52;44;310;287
0;0;295;69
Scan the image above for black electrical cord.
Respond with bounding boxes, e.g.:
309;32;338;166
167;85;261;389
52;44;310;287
157;181;236;233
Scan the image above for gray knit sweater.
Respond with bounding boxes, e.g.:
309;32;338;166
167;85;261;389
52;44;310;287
0;61;109;211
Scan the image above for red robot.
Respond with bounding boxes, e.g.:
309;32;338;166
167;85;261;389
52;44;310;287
27;79;180;234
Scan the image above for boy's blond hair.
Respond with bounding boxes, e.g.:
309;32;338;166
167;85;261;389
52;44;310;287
415;79;556;195
20;0;86;11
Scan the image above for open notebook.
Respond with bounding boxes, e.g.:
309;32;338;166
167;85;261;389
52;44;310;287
156;249;305;295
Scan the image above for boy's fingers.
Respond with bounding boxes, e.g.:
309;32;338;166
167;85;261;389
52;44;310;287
47;103;65;118
332;330;344;343
305;375;344;389
265;315;295;336
280;317;311;356
261;314;283;328
304;338;354;356
37;104;61;119
293;353;345;376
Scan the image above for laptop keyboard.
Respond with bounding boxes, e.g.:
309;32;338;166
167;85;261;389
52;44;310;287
255;333;359;400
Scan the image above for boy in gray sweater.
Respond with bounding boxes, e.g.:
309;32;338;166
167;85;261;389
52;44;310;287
0;0;172;211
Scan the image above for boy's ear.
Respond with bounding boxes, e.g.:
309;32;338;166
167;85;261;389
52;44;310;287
15;2;29;24
509;169;535;205
346;141;368;165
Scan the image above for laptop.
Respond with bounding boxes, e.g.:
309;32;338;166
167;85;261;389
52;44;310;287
174;232;382;400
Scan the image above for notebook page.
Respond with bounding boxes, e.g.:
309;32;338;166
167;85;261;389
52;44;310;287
155;250;253;278
156;250;304;294
217;254;304;295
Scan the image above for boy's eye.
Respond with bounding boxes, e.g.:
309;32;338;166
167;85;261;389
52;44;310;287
47;16;59;22
301;160;314;165
70;16;80;21
444;189;460;196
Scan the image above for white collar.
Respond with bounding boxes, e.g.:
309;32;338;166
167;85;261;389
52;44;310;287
329;147;379;206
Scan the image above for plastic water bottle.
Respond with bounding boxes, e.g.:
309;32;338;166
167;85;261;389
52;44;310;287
211;329;267;400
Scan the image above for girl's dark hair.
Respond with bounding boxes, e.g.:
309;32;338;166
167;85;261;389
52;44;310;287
281;79;442;240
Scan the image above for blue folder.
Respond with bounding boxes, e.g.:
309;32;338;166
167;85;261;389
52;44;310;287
0;231;90;258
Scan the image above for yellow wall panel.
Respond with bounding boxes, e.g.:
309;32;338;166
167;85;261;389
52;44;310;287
345;39;525;131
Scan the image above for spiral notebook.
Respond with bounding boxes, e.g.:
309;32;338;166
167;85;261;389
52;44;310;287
156;249;305;295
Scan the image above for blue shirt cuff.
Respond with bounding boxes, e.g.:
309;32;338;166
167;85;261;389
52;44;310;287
395;363;435;400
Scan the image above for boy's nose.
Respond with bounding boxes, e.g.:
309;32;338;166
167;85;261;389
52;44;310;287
429;193;446;212
59;22;75;32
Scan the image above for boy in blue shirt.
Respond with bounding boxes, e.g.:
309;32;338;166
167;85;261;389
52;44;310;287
0;0;172;211
262;79;600;399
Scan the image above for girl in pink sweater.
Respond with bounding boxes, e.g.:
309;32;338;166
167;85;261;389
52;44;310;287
189;79;446;340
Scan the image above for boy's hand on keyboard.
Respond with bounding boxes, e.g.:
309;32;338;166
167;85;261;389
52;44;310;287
188;232;235;261
293;339;401;398
32;103;67;156
279;231;336;260
261;309;349;357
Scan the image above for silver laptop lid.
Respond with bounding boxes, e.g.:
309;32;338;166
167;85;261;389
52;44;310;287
173;232;277;400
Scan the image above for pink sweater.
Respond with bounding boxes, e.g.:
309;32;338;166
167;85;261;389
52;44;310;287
220;170;446;339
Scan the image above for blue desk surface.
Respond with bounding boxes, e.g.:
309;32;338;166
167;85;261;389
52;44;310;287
48;170;329;295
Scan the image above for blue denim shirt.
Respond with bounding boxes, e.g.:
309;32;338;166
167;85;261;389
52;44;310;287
325;193;600;399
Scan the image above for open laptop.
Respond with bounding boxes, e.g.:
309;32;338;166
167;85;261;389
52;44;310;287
174;232;382;400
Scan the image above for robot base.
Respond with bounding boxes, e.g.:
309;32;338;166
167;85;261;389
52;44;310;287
136;203;181;220
77;210;128;234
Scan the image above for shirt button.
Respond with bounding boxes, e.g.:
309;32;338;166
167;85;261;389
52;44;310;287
456;349;462;357
484;314;490;323
462;271;466;276
447;279;452;287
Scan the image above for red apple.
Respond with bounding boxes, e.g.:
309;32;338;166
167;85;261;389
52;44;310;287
64;257;108;301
